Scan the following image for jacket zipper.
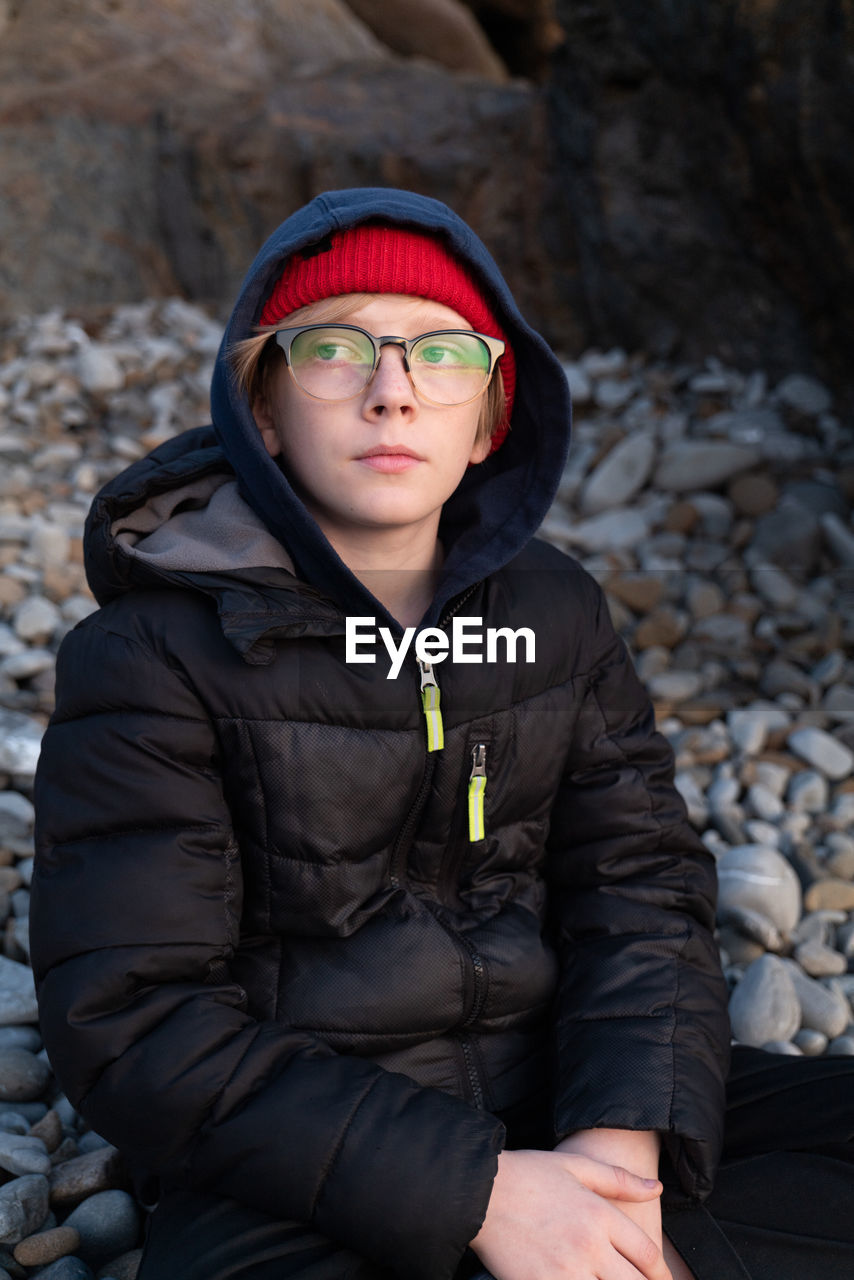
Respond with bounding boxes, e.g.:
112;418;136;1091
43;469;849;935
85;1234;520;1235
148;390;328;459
387;586;482;886
467;743;487;842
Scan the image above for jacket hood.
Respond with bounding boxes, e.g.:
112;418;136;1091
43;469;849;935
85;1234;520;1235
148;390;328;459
209;188;571;627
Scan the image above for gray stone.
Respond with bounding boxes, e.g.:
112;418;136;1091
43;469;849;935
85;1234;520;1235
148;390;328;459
787;769;828;813
788;727;854;780
593;376;637;411
716;844;802;934
753;761;791;798
646;671;704;702
0;1132;49;1177
760;1039;802;1055
717;904;783;953
775;373;832;416
0;1174;49;1245
750;498;821;571
821;513;854;568
749;565;799;610
0;960;37;1028
580;432;656;514
812;650;847;687
794;938;847;978
726;707;768;756
64;1191;141;1269
743;819;782;848
29;1258;93;1280
75;345;124;395
759;660;818;703
561;363;592;405
0;712;44;785
674;772;709;828
0;1049;51;1103
827;1034;854;1057
1;649;55;681
0;795;34;843
654;442;760;492
793;1027;828;1056
690;613;751;649
745;783;783;822
565;508;651;552
707;769;740;811
729;955;801;1047
95;1246;142;1280
784;962;850;1039
49;1146;126;1208
11;597;60;644
823;685;854;721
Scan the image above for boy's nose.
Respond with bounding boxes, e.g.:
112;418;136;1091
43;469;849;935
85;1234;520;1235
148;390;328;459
363;346;417;416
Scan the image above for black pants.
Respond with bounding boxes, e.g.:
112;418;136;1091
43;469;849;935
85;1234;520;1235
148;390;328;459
137;1048;854;1280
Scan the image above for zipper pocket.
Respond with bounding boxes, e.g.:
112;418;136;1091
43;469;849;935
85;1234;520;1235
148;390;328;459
467;743;487;842
418;659;444;752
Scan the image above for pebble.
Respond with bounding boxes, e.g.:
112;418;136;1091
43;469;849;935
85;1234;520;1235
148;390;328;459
729;954;801;1047
716;844;802;934
0;1049;50;1105
775;373;832;416
11;596;60;645
31;1258;94;1280
793;1028;828;1056
654;442;760;491
0;960;38;1027
12;1224;79;1267
0;795;34;844
49;1147;126;1209
787;770;829;813
784;962;850;1039
63;1191;141;1269
0;712;43;784
794;938;848;978
804;880;854;913
97;1246;143;1279
788;727;854;780
0;1132;50;1177
0;1174;49;1245
580;433;657;513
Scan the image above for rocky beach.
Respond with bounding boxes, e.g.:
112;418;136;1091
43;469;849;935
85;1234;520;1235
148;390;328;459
0;300;852;1276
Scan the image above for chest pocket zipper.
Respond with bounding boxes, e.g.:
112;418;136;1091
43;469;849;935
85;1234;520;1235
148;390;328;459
468;743;487;842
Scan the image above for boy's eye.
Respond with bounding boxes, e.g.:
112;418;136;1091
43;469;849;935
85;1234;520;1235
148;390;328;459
412;334;489;371
301;335;367;364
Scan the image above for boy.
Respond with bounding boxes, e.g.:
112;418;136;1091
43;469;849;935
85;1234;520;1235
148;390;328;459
31;189;730;1279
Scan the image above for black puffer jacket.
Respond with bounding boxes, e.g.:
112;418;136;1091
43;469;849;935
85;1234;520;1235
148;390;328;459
31;189;729;1280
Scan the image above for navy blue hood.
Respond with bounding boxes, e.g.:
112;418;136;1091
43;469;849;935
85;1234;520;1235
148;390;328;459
210;187;571;627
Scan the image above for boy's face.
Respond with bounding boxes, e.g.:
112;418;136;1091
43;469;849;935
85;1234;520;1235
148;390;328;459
253;294;491;554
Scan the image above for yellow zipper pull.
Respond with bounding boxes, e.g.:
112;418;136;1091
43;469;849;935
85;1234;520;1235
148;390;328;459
468;743;487;841
419;659;444;752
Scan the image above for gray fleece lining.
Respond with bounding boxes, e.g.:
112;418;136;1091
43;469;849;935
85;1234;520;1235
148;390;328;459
112;476;296;574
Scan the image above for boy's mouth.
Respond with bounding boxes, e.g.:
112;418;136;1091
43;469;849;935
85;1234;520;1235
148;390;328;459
357;444;424;473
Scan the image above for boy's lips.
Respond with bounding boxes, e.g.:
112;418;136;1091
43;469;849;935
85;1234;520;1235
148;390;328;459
356;444;425;473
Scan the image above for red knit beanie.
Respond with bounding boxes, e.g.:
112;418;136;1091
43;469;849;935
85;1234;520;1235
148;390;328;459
259;225;515;452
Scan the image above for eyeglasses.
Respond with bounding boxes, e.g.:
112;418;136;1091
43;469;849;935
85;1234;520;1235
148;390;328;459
272;324;505;406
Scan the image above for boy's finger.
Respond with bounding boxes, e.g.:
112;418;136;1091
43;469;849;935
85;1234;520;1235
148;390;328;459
561;1153;663;1202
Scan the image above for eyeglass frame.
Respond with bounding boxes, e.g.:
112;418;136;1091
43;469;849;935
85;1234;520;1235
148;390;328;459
271;323;505;406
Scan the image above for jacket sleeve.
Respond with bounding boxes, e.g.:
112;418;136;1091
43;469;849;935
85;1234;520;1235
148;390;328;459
31;614;503;1280
545;578;730;1202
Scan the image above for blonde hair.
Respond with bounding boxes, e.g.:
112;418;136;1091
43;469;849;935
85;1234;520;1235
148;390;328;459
229;294;507;450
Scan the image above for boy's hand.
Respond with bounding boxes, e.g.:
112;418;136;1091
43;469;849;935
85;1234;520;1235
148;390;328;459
555;1129;666;1254
470;1146;672;1280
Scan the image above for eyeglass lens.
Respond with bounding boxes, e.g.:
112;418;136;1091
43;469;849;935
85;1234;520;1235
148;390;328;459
288;327;493;405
